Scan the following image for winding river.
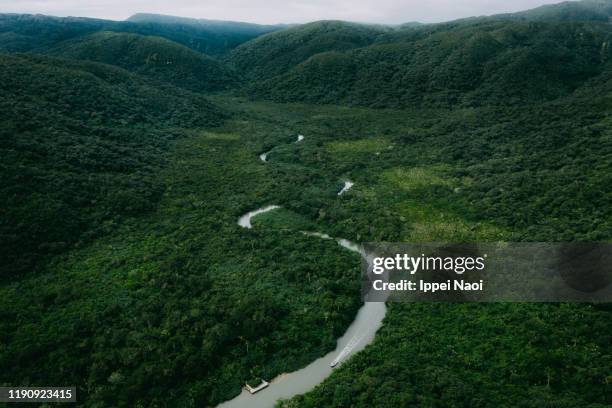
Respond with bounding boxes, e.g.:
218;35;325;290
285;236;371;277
218;136;387;408
259;135;304;163
237;205;280;228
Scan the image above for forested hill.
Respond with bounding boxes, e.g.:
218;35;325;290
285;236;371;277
221;0;612;108
226;21;389;80
47;31;239;92
237;19;612;108
126;13;285;36
502;0;612;22
0;53;227;277
0;1;611;407
0;13;283;55
122;13;285;56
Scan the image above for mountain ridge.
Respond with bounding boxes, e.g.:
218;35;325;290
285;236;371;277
46;31;239;91
0;12;284;55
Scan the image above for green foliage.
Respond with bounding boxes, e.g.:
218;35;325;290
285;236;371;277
243;20;612;108
0;120;362;407
2;2;612;407
281;303;612;408
227;21;389;81
1;89;611;406
47;31;239;92
0;13;282;55
509;0;612;22
126;13;285;39
0;53;227;277
252;208;317;231
0;14;114;52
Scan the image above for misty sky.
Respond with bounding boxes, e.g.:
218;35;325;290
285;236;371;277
0;0;566;24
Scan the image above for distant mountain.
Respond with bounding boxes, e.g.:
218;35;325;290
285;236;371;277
127;13;286;35
47;31;238;91
398;22;424;28
232;2;612;108
0;13;284;55
504;0;612;22
227;21;389;81
0;14;116;52
124;13;285;55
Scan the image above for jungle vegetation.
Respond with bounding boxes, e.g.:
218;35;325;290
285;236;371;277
1;0;611;406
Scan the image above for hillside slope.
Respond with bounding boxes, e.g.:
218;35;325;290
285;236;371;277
227;21;389;81
507;0;612;21
125;13;284;56
48;31;238;91
0;53;227;277
0;13;282;55
242;20;612;107
1;1;611;406
127;13;284;36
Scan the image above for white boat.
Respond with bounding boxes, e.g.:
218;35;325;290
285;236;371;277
245;380;269;394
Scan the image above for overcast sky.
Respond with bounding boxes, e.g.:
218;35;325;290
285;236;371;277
0;0;566;24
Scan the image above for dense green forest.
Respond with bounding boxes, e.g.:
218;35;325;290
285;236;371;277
0;13;282;55
226;21;389;81
0;53;226;277
1;0;611;407
47;31;238;91
234;20;612;107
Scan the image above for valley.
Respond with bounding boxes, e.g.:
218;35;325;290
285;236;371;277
2;95;610;406
1;1;611;406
